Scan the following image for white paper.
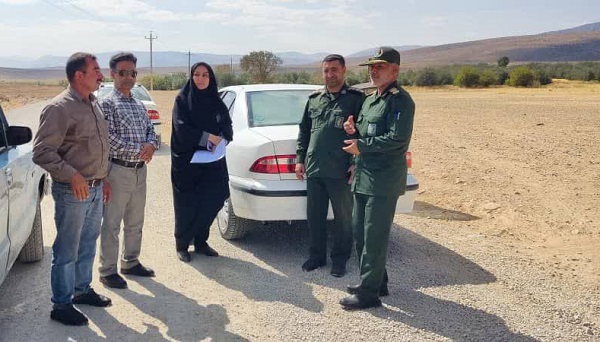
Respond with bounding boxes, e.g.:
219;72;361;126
190;139;227;163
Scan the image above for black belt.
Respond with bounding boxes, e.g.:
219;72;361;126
110;158;145;169
86;179;102;187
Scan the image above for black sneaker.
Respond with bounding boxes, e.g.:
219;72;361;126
50;305;88;326
194;244;219;257
339;294;382;310
72;288;112;307
346;283;389;297
330;263;347;277
100;273;128;289
302;258;326;272
121;264;155;277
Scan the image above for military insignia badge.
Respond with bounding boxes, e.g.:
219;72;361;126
367;123;377;136
335;116;344;128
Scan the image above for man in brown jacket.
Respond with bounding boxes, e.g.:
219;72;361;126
33;52;113;326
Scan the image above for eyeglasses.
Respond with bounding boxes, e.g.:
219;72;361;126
114;69;138;78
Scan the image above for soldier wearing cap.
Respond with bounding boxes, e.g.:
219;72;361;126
340;46;415;309
296;54;365;277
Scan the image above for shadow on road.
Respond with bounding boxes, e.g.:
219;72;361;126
223;220;537;341
408;201;480;221
190;255;323;313
112;278;248;341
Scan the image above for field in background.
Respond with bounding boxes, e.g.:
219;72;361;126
0;82;63;111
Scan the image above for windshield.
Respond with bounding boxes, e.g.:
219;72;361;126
246;89;312;127
96;86;153;102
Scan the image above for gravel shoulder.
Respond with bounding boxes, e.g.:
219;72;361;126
0;82;598;341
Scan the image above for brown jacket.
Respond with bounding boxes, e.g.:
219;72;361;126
33;86;109;183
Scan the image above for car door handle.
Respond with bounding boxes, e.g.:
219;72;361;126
5;168;12;186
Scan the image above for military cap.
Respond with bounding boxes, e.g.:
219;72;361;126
359;46;400;66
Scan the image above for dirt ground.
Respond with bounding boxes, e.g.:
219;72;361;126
0;82;63;112
148;81;599;287
2;80;598;286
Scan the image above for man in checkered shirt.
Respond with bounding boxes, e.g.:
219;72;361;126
97;52;159;289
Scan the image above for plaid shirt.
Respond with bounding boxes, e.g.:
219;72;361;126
99;88;158;162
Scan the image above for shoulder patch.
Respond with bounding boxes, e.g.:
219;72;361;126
309;89;325;98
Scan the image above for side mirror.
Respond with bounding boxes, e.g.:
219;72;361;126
7;126;32;146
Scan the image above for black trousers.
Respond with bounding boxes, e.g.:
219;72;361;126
306;178;353;264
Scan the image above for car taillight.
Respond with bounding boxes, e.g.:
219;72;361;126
249;155;296;174
147;109;160;120
406;151;412;169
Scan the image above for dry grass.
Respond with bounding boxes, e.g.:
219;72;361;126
0;83;64;112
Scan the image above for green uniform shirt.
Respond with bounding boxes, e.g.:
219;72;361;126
296;84;365;179
352;82;415;197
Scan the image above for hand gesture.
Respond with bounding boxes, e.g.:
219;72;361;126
342;139;360;156
343;115;356;135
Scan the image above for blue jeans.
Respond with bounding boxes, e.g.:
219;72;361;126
51;181;103;306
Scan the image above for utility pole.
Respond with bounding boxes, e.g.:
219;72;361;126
187;50;191;77
145;30;158;90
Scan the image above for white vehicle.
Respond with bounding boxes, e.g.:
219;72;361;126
95;82;163;148
216;84;419;240
0;104;48;287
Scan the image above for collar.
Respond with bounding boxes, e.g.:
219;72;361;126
112;88;135;100
68;85;96;103
375;82;400;98
325;83;349;98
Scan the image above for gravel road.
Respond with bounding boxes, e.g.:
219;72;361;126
1;85;598;341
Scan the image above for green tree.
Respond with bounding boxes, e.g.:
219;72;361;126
497;56;510;68
508;66;535;87
240;50;283;83
479;70;499;87
454;67;480;88
414;68;439;86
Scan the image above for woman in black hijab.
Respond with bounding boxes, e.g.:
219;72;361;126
171;62;233;262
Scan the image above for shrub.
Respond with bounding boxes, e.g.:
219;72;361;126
508;66;535;87
480;70;499;87
414;68;439;86
454;67;480;87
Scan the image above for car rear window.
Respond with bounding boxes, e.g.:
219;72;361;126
246;90;313;127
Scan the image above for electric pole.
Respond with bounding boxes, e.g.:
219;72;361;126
145;30;158;90
187;50;191;77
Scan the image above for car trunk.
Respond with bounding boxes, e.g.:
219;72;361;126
249;125;300;180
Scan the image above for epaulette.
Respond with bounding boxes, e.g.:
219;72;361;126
309;89;325;98
388;87;400;95
347;87;364;94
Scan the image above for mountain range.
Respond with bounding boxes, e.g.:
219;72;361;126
1;22;600;78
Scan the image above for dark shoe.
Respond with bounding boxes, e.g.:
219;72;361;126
50;305;88;326
346;283;389;297
100;273;128;289
177;250;191;262
194;244;219;257
121;264;155;277
72;288;112;307
330;263;347;278
339;294;382;310
302;258;326;272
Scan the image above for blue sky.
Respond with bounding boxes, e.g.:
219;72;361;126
0;0;598;58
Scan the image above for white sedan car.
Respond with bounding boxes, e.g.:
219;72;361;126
95;82;163;147
216;84;418;240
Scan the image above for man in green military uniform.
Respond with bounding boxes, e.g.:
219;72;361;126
340;47;415;309
296;54;365;277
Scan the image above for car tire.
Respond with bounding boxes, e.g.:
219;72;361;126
18;198;44;263
217;198;253;240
